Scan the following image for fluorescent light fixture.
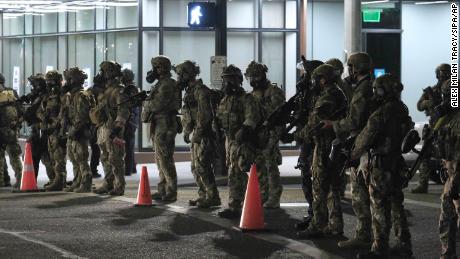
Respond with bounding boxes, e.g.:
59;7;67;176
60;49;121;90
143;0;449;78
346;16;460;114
0;1;61;4
362;0;389;4
0;4;27;9
414;1;448;4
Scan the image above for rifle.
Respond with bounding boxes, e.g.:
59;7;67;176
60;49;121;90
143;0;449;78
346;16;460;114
305;106;347;137
118;90;150;107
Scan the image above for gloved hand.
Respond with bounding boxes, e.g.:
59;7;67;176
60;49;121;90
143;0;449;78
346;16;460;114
109;126;123;140
183;133;191;144
235;125;252;143
112;137;126;147
68;127;80;140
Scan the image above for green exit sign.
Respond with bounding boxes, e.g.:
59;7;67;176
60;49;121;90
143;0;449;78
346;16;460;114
363;9;382;23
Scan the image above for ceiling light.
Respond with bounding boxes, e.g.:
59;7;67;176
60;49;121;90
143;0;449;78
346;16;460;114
0;1;61;4
362;0;389;4
414;1;448;4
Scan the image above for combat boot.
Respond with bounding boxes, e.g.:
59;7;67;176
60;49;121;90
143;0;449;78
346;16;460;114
64;178;81;192
411;184;428;194
217;208;241;219
93;183;113;195
108;187;124;196
74;175;92;193
189;197;206;206
152;192;165;200
323;225;344;236
389;242;412;257
197;196;222;208
45;174;64;192
338;237;372;248
263;197;280;209
162;192;177;202
295;216;312;231
356;251;386;259
296;226;323;239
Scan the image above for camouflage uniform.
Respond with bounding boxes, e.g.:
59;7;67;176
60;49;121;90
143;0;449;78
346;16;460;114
0;82;22;187
352;74;413;257
436;79;460;259
245;61;285;208
414;64;451;193
334;53;374;246
121;69;139;176
61;67;92;193
39;70;67;191
93;61;130;196
297;64;347;237
142;56;181;201
216;65;261;218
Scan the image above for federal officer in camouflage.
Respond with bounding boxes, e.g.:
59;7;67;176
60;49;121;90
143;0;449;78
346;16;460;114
142;56;181;202
413;64;451;193
216;65;261;218
351;74;413;259
436;79;460;259
296;64;347;238
61;67;92;193
92;61;130;196
175;60;221;208
121;68;139;176
245;60;285;209
0;73;23;188
334;52;374;248
25;74;55;183
40;70;67;191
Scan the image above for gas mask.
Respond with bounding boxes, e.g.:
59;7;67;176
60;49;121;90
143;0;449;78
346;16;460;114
222;77;239;95
146;67;159;84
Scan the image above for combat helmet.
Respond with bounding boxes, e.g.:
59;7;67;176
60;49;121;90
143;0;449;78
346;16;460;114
221;64;243;84
326;58;344;75
347;52;372;74
28;73;47;88
436;63;451;81
312;64;337;84
174;60;200;77
372;73;403;100
121;68;135;82
244;60;268;79
99;61;122;78
151;55;172;74
63;67;88;85
45;70;63;85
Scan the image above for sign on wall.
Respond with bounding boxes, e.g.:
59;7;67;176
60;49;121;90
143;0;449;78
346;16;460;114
122;63;132;70
12;66;20;92
45;66;54;73
83;68;91;89
187;2;216;28
210;56;227;90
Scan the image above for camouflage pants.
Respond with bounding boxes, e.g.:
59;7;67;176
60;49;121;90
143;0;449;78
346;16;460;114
439;160;459;258
310;140;343;232
255;145;282;203
0;146;5;187
152;124;177;197
100;139;126;191
391;176;412;248
369;166;392;255
191;137;219;200
32;135;54;181
226;139;248;209
6;141;22;185
350;154;372;240
299;142;314;216
418;156;433;186
67;138;91;186
211;135;227;177
48;135;66;180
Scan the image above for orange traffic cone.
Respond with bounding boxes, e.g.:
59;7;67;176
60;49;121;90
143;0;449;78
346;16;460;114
19;142;39;192
238;164;265;231
135;166;153;206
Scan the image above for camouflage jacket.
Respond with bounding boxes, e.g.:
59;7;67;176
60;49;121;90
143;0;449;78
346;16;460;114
301;83;347;143
417;82;443;126
251;81;285;147
332;75;373;139
142;75;181;121
182;79;213;139
66;86;91;136
217;88;261;140
0;87;21;143
436;109;460;161
37;89;65;134
99;79;130;131
352;99;414;164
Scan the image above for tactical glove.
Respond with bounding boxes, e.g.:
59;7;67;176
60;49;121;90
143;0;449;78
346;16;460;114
183;133;191;144
235;125;252;143
109;126;123;140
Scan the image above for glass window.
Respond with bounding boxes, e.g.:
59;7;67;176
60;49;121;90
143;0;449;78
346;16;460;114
68;34;95;88
25;15;33;35
59;13;67;32
96;8;106;30
163;0;191;27
227;0;258;28
116;6;138;28
41;13;58;33
3;15;25;36
162;31;215;147
106;31;138;75
76;10;95;31
141;31;159;149
227;32;258;90
58;36;67;71
285;0;297;29
262;0;285;28
284;32;297;99
3;39;24;94
143;0;160;27
68;12;76;31
33;37;58;74
262;32;284;88
95;33;106;68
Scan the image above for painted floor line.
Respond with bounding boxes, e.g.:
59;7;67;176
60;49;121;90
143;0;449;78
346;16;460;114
113;196;342;259
0;228;88;259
